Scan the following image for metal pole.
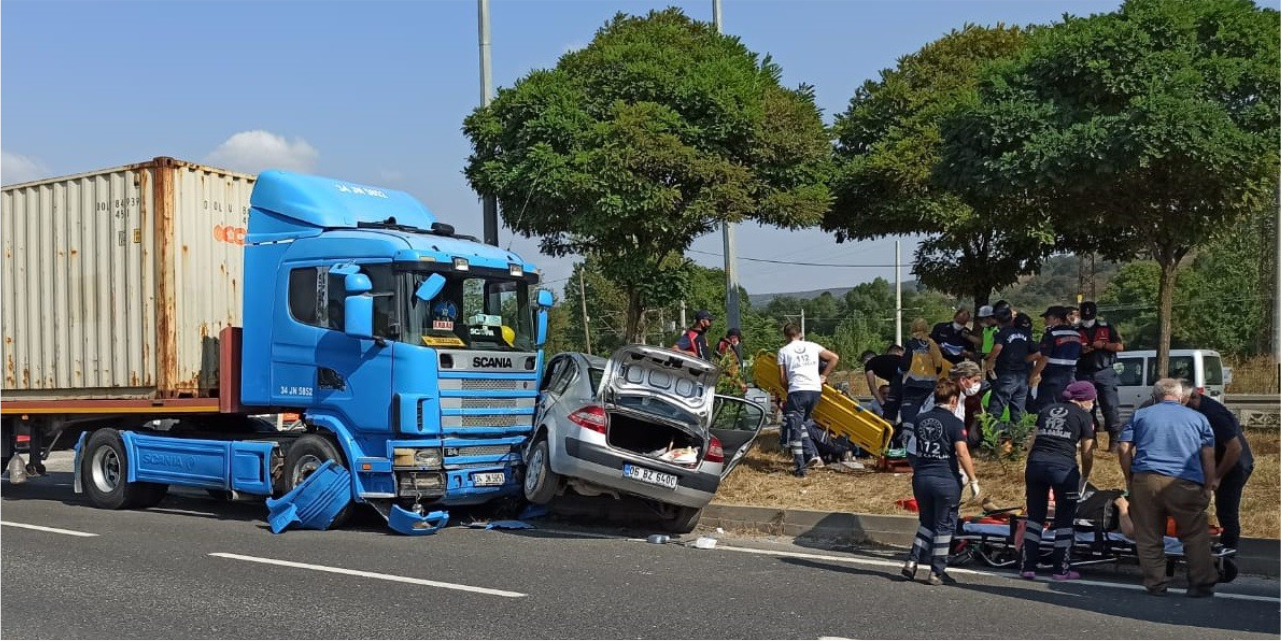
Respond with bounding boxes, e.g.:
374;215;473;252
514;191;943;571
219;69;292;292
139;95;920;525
712;0;741;332
1274;184;1280;391
579;270;592;354
478;0;498;247
679;300;687;329
895;240;903;347
801;307;806;338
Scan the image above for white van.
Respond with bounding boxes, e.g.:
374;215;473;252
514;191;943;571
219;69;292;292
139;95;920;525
1114;349;1227;421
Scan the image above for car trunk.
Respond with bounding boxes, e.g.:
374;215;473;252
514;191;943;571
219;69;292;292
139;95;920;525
606;410;706;466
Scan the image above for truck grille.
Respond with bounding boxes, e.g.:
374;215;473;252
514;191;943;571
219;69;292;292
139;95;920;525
460;380;529;391
448;445;513;457
459;414;529;428
459;398;532;409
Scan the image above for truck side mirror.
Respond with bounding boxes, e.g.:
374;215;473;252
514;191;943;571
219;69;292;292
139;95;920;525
344;273;374;338
537;289;554;308
534;289;553;347
415;273;447;302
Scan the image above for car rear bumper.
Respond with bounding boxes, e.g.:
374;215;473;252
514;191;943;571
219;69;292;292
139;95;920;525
561;437;717;509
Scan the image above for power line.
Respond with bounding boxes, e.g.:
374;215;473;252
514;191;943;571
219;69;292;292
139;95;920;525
688;249;901;268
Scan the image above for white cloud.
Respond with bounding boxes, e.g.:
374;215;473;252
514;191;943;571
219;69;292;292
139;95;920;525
1;150;50;185
205;130;318;174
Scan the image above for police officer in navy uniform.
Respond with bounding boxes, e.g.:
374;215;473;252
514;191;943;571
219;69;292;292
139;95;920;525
1030;306;1082;413
1075;301;1125;451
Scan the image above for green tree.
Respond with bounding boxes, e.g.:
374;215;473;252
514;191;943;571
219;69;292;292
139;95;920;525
827;24;1048;310
939;0;1280;376
464;9;831;342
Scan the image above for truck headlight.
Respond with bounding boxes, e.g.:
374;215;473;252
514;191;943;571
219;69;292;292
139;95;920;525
414;448;442;469
393;447;442;469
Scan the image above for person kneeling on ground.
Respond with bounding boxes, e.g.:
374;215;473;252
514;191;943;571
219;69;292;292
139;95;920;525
1020;381;1097;581
901;378;980;586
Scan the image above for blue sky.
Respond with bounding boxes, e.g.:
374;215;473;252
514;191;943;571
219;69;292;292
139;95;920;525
2;0;1120;295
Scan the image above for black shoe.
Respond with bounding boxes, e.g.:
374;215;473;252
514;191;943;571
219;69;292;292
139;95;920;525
937;571;957;584
1146;587;1168;597
900;562;918;580
926;572;953;586
793;469;807;478
1186;587;1215;599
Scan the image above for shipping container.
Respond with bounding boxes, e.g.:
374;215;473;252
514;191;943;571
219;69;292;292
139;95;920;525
2;157;256;400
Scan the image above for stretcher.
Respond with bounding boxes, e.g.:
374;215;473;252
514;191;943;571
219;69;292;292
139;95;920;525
752;351;894;457
948;498;1239;583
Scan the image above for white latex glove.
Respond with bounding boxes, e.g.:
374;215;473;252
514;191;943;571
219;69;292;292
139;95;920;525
968;480;981;499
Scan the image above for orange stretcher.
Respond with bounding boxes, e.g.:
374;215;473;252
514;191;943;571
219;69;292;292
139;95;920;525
753;351;895;457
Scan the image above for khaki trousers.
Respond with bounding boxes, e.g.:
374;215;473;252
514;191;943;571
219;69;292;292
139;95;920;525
1128;472;1216;592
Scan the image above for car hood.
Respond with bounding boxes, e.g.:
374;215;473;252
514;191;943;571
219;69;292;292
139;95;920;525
598;345;720;429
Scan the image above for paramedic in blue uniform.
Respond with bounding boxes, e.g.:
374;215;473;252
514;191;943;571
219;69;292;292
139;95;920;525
1020;381;1097;581
984;306;1037;425
777;324;839;477
673;310;713;360
1030;306;1082;413
1075;301;1125;451
901;378;980;586
1186;390;1254;552
931;308;978;365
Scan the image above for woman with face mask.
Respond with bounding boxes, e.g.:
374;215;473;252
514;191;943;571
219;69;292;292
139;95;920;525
901;378;980;586
1019;381;1098;581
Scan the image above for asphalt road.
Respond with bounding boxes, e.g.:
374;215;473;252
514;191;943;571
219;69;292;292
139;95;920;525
2;452;1277;640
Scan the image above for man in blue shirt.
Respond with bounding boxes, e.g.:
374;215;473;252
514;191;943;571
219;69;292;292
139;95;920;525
1119;378;1218;597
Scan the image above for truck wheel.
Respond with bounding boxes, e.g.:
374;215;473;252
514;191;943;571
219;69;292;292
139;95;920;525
282;434;352;528
664;506;704;534
80;429;169;510
523;438;560;505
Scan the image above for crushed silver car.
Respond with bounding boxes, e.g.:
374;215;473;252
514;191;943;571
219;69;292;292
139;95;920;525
522;345;766;533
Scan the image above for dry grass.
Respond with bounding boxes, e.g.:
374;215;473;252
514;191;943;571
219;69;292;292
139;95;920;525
1226;355;1279;394
719;429;1280;539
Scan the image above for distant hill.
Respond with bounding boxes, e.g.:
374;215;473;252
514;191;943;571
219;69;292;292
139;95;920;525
749;281;922;306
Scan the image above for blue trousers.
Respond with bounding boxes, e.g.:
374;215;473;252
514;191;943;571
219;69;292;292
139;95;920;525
988;370;1029;426
1034;369;1074;413
907;473;961;575
783;390;821;472
1077;368;1121;439
1021;462;1081;575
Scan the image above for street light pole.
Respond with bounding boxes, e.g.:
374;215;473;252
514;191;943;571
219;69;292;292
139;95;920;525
895;240;903;347
478;0;498;247
713;0;741;333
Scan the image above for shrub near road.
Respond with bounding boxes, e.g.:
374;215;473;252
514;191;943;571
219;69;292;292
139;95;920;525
718;431;1279;539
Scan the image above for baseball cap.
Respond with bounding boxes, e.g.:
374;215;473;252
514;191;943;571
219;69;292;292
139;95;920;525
1063;380;1098;402
1080;301;1098;320
1040;305;1069;319
977;305;995;318
695;310;713;321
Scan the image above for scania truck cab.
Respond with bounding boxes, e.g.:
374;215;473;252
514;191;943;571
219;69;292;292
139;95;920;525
2;164;549;534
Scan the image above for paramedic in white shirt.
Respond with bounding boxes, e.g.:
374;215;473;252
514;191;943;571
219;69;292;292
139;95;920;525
777;323;840;477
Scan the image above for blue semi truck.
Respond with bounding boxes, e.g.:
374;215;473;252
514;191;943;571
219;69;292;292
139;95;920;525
1;160;548;534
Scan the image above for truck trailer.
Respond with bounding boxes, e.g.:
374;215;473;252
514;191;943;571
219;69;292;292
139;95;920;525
1;157;550;534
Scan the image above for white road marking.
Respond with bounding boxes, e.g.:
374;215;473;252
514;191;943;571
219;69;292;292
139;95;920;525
708;543;1279;604
208;553;525;598
1;521;99;537
146;508;219;517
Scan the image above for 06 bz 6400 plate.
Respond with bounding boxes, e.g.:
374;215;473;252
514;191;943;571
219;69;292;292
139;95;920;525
622;464;678;489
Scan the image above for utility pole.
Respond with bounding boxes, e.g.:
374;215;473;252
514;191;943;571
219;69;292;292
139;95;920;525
679;300;687;330
712;0;741;333
1274;183;1280;392
895;240;903;347
578;271;592;354
478;0;498;247
800;307;806;338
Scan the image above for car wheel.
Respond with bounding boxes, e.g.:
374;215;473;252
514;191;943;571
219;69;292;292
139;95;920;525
80;429;169;510
523;437;560;505
664;506;704;534
281;434;353;528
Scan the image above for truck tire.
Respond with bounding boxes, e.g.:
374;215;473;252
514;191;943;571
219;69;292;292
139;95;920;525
523;438;560;505
80;429;169;510
281;434;353;528
664;506;704;534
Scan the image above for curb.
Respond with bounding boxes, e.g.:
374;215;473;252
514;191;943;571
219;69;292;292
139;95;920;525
704;503;1279;578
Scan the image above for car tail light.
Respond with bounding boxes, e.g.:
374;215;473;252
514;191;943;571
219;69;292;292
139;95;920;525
568;406;608;433
705;436;724;463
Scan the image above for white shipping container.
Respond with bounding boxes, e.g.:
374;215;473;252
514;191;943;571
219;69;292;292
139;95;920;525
2;157;255;400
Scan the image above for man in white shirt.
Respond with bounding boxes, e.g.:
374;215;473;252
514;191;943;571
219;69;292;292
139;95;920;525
777;324;840;477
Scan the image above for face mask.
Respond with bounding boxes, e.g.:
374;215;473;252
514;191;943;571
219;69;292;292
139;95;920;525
1083;319;1096;328
964;382;981;397
952;321;965;331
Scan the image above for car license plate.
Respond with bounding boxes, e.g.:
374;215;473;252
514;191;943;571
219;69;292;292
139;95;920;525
622;464;678;489
472;472;506;486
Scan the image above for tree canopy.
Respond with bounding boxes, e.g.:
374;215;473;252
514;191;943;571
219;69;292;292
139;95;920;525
937;0;1280;375
464;9;831;341
827;24;1048;310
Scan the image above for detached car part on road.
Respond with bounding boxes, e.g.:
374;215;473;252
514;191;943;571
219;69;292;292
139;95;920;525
523;346;766;533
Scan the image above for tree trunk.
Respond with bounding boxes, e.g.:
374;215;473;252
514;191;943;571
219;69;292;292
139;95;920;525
624;287;647;344
1154;256;1179;379
972;288;991;314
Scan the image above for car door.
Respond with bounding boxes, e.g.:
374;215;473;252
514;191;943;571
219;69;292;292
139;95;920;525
1114;355;1146;421
536;356;571;433
708;395;767;478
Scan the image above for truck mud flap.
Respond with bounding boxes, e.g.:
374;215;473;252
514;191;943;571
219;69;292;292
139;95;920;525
72;432;89;493
388;505;449;536
265;460;353;534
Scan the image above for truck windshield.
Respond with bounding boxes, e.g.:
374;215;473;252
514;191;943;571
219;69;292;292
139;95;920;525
403;271;534;351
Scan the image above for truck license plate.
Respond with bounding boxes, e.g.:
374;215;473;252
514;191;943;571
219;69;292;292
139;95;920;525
622;464;678;489
472;472;506;486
